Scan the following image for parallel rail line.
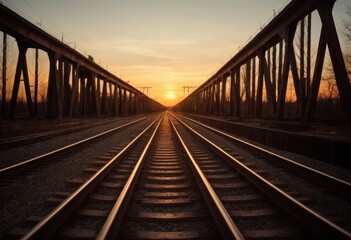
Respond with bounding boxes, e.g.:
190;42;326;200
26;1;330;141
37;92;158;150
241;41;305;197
0;117;141;150
0;115;152;180
170;112;351;239
3;112;351;239
14;115;162;240
8;113;246;239
174;112;351;200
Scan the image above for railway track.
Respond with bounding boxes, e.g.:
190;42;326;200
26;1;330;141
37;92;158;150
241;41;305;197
172;112;351;201
6;113;241;239
3;112;351;239
6;114;162;239
170;112;351;239
99;113;248;239
0;115;154;180
0;117;132;150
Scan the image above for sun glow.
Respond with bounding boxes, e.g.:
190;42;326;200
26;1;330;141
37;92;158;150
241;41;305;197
166;92;176;99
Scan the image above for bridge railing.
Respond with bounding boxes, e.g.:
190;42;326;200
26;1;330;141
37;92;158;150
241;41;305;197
173;0;351;123
0;3;166;118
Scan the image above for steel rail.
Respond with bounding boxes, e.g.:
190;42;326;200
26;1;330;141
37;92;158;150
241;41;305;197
0;117;133;149
170;112;351;240
175;113;351;200
96;114;164;239
0;115;153;180
20;114;162;240
169;114;244;240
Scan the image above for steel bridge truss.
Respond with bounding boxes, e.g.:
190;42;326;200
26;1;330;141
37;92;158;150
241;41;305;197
0;4;165;118
174;0;351;122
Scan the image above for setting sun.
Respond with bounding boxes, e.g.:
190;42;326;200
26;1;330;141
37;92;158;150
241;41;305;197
166;92;175;100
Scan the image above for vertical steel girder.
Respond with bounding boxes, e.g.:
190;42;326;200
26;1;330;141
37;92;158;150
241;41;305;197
63;61;71;117
229;69;235;116
245;60;251;116
256;51;264;117
91;72;100;116
108;82;113;114
34;49;38;115
215;79;220;115
128;91;133;115
221;75;227;116
123;88;127;115
318;1;351;122
46;52;59;119
101;79;108;115
1;33;6;117
228;67;242;117
260;49;277;116
118;86;123;115
210;81;214;115
9;42;33;118
305;27;327;121
299;18;306;117
251;57;256;116
79;73;86;116
175;0;350;123
69;64;79;117
112;84;118;115
277;23;297;119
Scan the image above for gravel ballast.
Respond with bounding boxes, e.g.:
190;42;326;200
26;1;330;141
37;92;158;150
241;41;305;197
0;115;157;238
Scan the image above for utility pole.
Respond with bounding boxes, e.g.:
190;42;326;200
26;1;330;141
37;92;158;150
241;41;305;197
2;33;7;117
138;87;151;95
182;86;196;96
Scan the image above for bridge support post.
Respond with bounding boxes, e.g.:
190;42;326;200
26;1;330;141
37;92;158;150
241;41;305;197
1;33;7;118
118;86;122;115
201;90;205;115
256;50;264;117
46;52;59;119
304;26;327;121
210;82;214;115
101;79;107;115
95;74;101;116
9;42;33;118
85;73;91;116
79;73;86;116
123;88;127;115
108;82;113;115
251;57;256;117
317;1;351;123
229;70;234;116
299;17;306;118
245;60;251;117
215;79;220;115
128;91;132;115
62;61;71;117
272;46;277;115
134;93;138;115
277;23;297;119
34;48;38;116
235;67;241;117
221;75;227;117
57;58;64;118
112;83;117;115
69;64;79;117
260;49;277;116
